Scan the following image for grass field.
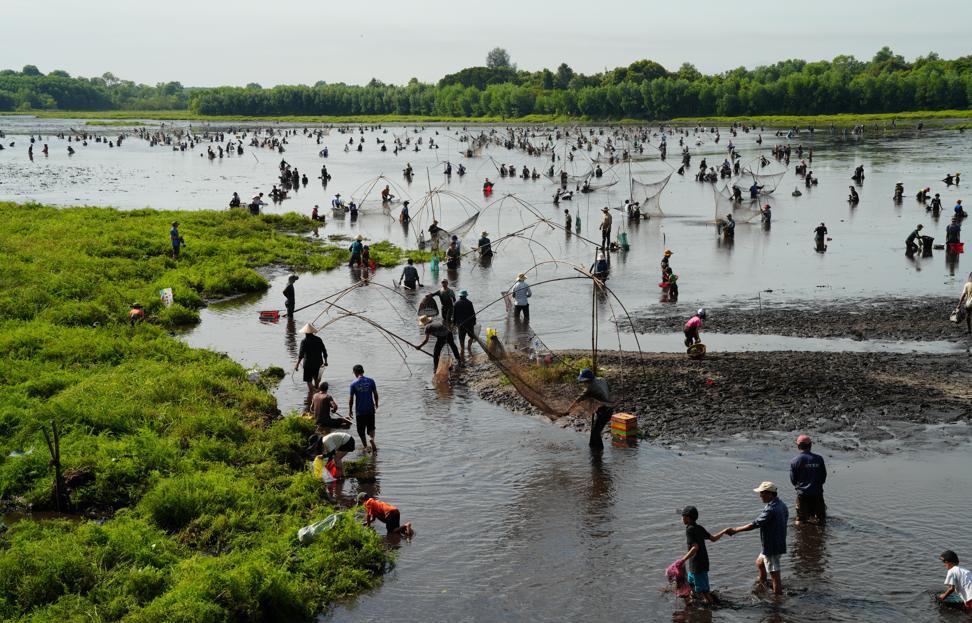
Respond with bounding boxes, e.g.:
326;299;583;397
3;109;970;127
0;202;429;622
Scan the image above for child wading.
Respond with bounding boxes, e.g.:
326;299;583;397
679;506;727;605
357;493;414;537
937;550;972;610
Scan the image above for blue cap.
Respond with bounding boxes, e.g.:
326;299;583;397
577;368;595;382
458;289;468;297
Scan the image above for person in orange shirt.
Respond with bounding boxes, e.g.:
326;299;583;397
356;493;413;537
128;303;145;326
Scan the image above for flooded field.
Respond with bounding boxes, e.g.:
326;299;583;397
4;115;972;621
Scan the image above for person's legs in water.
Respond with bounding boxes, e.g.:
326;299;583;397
446;334;463;364
432;337;446;370
589;406;612;448
755;555;768;587
356;409;376;452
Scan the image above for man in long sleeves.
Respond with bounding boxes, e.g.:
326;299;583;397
790;434;827;524
509;273;532;322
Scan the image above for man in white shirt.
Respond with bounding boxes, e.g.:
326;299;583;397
509;273;532;322
938;550;972;610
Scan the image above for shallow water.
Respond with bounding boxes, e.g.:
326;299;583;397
6;116;972;621
184;274;972;623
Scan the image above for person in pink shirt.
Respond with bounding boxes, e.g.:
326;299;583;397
684;308;706;347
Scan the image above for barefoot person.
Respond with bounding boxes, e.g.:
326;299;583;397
724;481;789;595
316;431;355;479
295;323;328;395
348;364;378;453
679;506;729;605
356;493;414;537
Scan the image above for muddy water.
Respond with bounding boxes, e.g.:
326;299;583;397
184;274;972;623
1;116;970;307
6;116;972;620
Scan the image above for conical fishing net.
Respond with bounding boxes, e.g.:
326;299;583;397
632;172;672;217
740;165;787;194
471;335;572;418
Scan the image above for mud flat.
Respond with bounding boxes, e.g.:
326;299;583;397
466;349;972;447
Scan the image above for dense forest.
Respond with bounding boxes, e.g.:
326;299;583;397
3;48;971;119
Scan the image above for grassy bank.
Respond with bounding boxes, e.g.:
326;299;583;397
0;202;427;621
3;109;971;127
0;203;429;329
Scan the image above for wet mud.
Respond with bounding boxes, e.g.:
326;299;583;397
467;348;972;447
626;297;972;342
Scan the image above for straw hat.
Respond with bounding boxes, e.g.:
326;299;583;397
481;231;489;236
418;315;433;326
753;481;777;493
298;323;318;334
601;206;610;212
516;273;526;280
663;249;673;256
355;234;363;240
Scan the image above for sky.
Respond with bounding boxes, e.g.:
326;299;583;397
7;0;972;87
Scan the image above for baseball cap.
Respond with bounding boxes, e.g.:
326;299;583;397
796;434;812;446
753;481;778;493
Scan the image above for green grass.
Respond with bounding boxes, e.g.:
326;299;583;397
4;108;971;127
84;120;146;126
0;202;429;621
670;110;972;128
0;203;429;329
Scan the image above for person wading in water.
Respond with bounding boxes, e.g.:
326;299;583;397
564;368;614;449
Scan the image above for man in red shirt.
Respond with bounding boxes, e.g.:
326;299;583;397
356;493;413;537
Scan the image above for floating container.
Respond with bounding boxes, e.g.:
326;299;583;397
611;413;638;437
259;310;280;321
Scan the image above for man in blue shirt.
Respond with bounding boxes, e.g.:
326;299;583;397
725;481;789;595
348;364;379;453
790;434;827;525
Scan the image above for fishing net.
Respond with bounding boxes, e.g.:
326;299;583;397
441;211;480;240
740;164;787;194
632;172;672;218
585;179;619;192
471;335;572;418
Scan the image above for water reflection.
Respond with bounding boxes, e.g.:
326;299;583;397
791;523;829;583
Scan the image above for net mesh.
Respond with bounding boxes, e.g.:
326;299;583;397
471;335;572;418
740;166;787;194
632;172;673;217
441;211;480;240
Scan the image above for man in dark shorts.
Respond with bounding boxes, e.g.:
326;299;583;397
295;323;328;395
790;434;827;524
452;289;477;352
349;364;379;453
313;431;355;478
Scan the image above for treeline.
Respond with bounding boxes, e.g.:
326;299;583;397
0;66;189;111
5;48;972;119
